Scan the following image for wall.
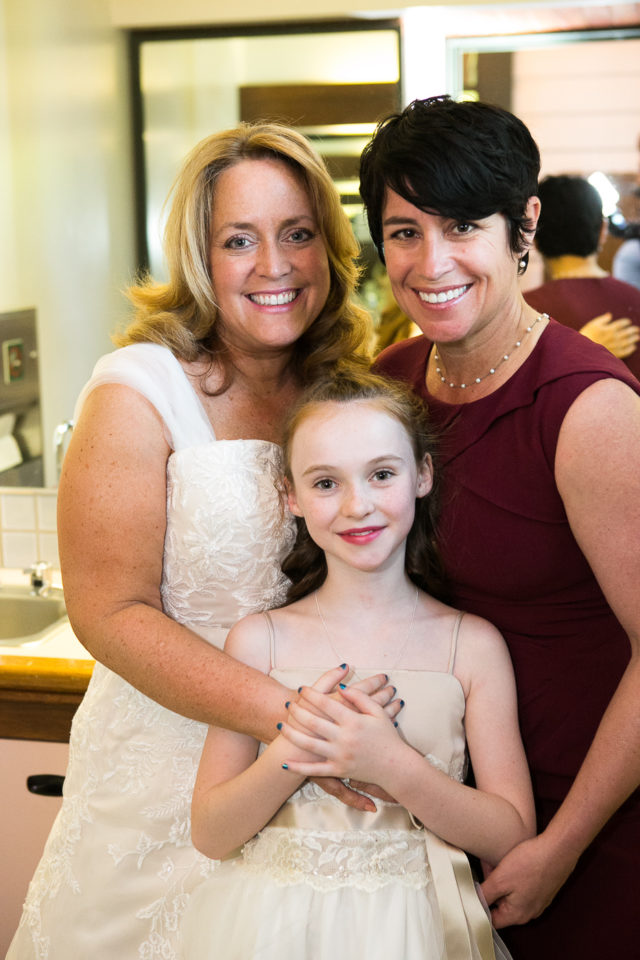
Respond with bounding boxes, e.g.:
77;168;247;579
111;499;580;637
0;487;58;569
110;0;485;27
0;0;135;487
513;37;640;176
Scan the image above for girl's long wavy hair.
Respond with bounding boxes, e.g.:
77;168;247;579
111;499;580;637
116;122;371;388
280;367;445;603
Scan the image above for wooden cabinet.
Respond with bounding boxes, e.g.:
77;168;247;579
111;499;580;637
0;654;92;741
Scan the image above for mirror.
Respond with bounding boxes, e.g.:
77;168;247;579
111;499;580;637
133;23;401;280
447;25;640;288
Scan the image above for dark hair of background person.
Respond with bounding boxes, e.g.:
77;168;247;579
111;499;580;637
359;95;540;268
280;367;445;603
534;175;603;259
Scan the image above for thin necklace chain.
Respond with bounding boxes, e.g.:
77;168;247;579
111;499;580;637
433;313;548;390
314;586;419;678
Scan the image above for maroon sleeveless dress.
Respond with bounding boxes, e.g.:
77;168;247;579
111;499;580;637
375;320;640;959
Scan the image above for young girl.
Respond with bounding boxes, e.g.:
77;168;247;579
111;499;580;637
181;370;535;960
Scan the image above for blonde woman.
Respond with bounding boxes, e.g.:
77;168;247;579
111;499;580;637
8;122;391;960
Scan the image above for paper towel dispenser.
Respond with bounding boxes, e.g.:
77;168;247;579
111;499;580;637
0;308;43;487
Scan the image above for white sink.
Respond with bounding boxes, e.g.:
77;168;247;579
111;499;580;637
0;573;92;661
0;585;68;644
0;617;93;660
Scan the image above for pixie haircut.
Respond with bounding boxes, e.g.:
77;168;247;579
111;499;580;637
117;122;370;385
359;96;541;265
535;175;603;259
280;367;445;603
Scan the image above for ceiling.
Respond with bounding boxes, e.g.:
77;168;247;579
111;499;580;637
448;3;640;38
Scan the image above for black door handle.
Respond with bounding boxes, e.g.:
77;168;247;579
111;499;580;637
27;774;65;796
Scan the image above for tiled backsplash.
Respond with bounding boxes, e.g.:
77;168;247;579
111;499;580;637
0;488;59;570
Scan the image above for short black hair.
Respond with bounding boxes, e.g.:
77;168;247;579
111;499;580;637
359;95;540;263
535;175;603;258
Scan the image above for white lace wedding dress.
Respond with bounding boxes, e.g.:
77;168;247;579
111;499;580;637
7;343;297;960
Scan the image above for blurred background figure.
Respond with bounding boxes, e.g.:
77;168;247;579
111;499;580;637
611;134;640;289
525;174;640;378
372;266;421;354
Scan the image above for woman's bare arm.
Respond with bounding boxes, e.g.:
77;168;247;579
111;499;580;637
58;383;287;741
482;377;640;926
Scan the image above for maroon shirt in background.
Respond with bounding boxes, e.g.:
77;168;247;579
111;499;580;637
374;320;640;959
524;275;640;381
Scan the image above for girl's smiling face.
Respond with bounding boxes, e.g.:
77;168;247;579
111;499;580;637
286;399;432;576
209;157;331;358
381;187;539;348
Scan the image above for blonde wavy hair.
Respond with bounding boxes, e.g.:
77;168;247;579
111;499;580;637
116;122;371;386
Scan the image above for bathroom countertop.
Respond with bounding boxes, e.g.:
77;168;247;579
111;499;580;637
0;573;94;741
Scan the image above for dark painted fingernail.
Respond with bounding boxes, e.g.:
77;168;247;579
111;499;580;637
282;763;289;770
276;722;283;730
384;674;389;682
340;663;347;669
393;721;399;727
285;701;291;709
339;683;347;690
391;686;397;696
297;686;303;693
399;700;405;708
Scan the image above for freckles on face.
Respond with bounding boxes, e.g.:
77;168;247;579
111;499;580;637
208;157;332;354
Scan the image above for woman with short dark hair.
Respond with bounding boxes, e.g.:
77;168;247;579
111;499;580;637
364;95;640;960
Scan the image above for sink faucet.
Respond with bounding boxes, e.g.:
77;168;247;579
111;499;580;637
53;420;74;484
24;561;52;596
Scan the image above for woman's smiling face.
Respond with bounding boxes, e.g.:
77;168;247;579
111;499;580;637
209;157;331;358
381;187;539;347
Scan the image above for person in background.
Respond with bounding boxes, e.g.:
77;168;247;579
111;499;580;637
524;174;640;378
7;121;397;960
373;267;421;353
361;95;640;960
612;133;640;289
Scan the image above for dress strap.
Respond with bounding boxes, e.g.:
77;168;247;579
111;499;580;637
447;611;464;674
263;611;277;671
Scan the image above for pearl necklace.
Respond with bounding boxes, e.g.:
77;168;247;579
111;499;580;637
314;587;419;679
433;313;548;390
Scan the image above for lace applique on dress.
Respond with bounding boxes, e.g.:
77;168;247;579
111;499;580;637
241;826;431;892
8;348;297;960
